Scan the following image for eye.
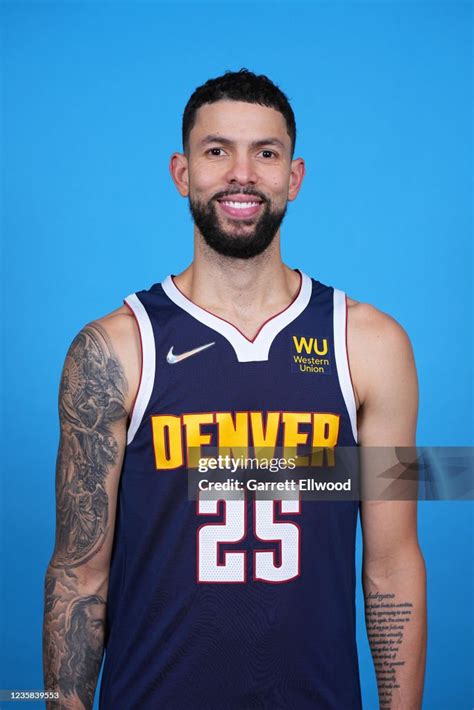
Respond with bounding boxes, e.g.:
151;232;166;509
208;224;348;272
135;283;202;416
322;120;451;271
259;149;276;159
207;147;225;157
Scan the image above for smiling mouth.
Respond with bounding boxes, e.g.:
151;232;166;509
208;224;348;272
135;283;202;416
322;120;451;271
216;195;264;219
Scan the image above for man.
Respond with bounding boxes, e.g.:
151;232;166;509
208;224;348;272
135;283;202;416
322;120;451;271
43;69;426;709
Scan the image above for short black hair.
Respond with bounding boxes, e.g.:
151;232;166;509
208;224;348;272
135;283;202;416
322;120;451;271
182;68;296;156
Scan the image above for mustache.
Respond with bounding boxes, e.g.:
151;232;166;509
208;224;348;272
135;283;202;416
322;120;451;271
212;188;267;203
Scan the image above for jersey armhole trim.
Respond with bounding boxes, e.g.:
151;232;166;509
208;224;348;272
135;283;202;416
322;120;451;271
123;293;156;446
333;289;358;444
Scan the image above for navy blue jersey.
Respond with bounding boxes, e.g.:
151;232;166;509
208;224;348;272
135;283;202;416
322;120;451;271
99;271;362;709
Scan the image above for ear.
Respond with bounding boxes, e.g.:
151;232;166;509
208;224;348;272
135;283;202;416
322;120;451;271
169;152;189;197
288;157;305;201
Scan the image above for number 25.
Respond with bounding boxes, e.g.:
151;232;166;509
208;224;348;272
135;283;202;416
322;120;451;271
197;496;301;583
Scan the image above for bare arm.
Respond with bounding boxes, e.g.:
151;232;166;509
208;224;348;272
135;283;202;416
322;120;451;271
348;302;427;710
43;314;139;709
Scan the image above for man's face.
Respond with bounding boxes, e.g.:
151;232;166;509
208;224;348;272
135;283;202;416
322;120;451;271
84;603;104;657
181;100;302;259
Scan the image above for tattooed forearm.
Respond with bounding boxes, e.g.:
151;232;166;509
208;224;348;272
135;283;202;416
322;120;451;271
363;544;426;710
365;591;414;709
43;322;128;709
44;571;106;709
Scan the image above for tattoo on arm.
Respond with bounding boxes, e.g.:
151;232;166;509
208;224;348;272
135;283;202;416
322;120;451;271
53;323;127;568
43;323;128;709
365;591;413;709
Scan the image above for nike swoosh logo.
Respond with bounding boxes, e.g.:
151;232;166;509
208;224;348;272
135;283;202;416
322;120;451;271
166;342;215;364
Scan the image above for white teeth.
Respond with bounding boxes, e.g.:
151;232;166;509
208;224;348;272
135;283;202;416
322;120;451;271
222;200;260;209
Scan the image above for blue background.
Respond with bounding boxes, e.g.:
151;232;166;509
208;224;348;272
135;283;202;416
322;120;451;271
1;1;472;708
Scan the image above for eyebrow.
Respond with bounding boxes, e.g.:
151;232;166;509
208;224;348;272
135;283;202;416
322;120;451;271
199;135;286;150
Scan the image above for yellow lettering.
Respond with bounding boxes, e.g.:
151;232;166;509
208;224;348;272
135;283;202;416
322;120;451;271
151;415;183;469
183;413;214;468
250;411;280;459
292;336;314;355
216;411;249;458
314;338;328;356
282;412;311;465
151;410;342;471
311;413;340;466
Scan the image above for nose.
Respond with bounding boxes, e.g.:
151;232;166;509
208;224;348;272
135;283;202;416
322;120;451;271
224;152;258;186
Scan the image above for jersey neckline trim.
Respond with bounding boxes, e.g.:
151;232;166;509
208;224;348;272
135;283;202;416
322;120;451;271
161;270;313;362
170;271;304;345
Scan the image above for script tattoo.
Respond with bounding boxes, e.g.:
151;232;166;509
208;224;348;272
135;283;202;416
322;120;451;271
366;591;413;709
43;323;128;709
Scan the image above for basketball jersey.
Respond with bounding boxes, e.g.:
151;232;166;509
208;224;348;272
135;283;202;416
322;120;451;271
99;270;362;709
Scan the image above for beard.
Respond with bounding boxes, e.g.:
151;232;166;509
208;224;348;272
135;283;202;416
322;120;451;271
189;189;287;260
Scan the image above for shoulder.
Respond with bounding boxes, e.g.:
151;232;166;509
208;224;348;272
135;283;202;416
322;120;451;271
72;304;141;416
94;303;140;350
345;296;416;409
346;296;412;347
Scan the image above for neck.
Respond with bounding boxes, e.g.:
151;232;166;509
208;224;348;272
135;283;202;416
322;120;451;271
173;229;300;316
